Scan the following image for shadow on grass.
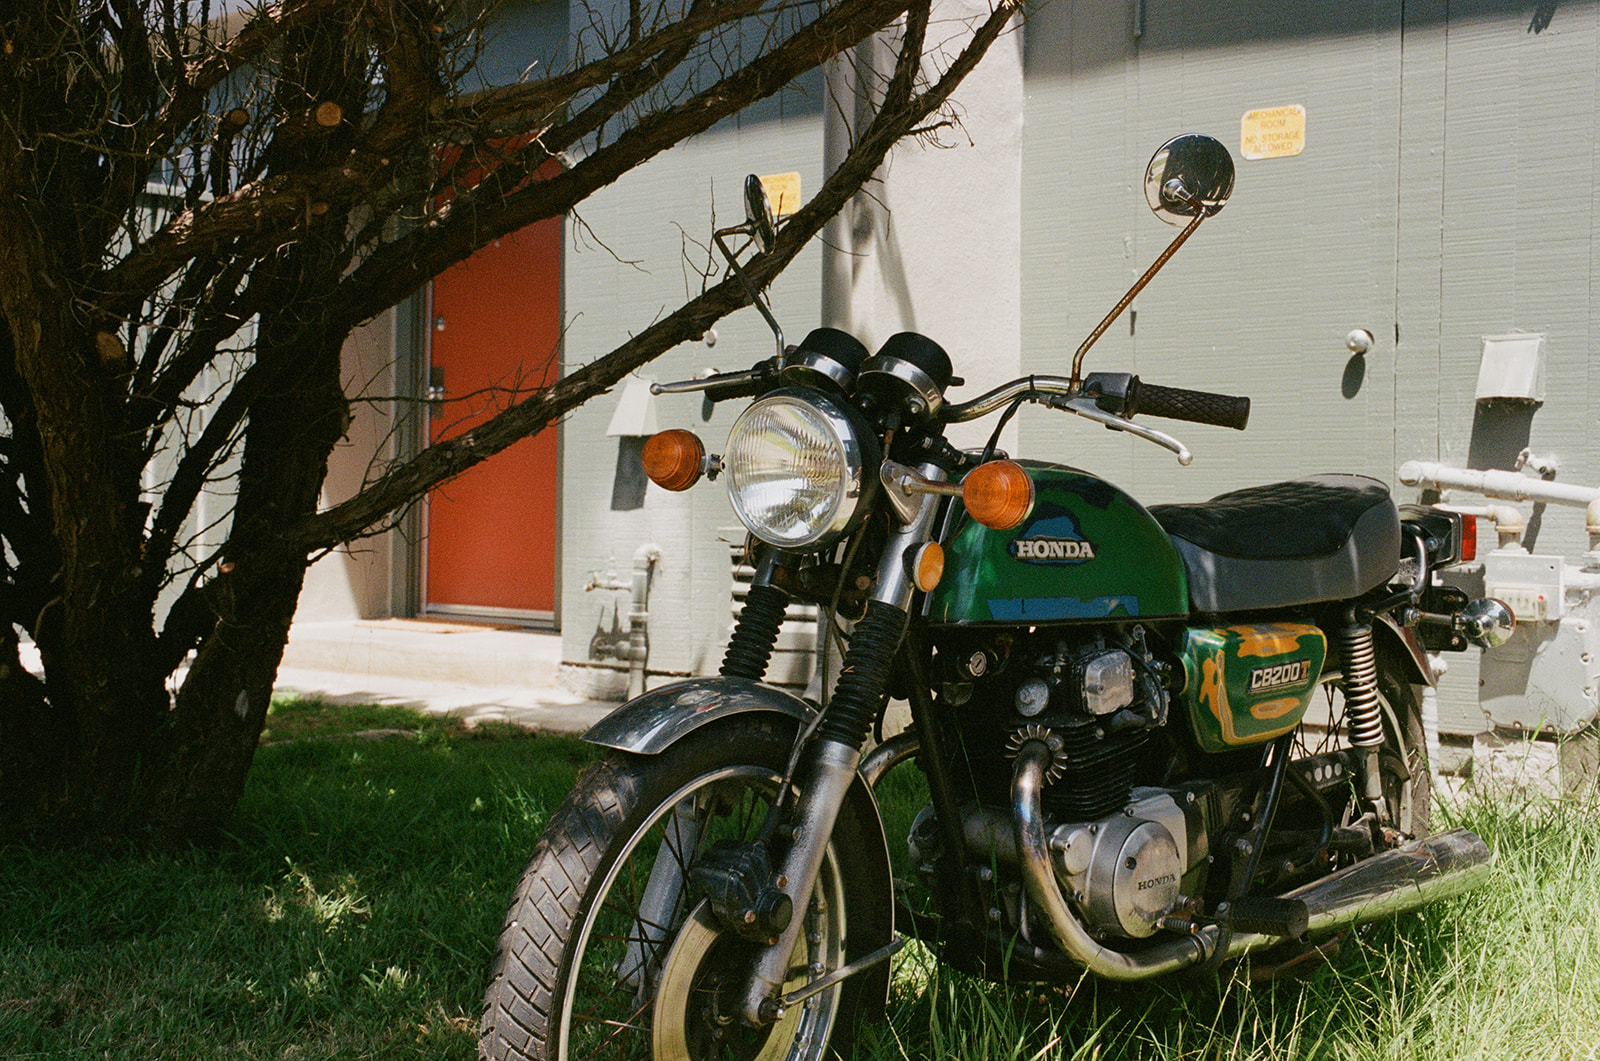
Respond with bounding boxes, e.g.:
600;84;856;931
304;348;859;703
0;697;595;1060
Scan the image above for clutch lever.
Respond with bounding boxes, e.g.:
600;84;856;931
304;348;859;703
1046;395;1194;466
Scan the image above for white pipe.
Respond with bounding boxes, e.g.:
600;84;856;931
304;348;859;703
625;544;661;700
1434;502;1527;548
1400;461;1600;508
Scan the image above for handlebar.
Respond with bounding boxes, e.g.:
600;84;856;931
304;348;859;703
940;372;1250;430
650;358;780;402
653;359;1250;441
1123;378;1250;431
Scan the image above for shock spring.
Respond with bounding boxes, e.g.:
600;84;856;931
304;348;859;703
1336;622;1384;749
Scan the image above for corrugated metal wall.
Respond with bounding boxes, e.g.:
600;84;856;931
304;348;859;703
1020;0;1600;736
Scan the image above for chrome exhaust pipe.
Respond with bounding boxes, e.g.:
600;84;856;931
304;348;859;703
1219;826;1492;961
1011;740;1493;980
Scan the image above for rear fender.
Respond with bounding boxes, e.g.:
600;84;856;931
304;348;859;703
1372;613;1436;685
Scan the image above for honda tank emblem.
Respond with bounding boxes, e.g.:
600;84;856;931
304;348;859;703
1009;536;1097;563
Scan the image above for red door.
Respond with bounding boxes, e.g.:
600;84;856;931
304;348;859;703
425;216;562;620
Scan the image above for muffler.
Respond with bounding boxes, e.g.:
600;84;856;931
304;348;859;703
1218;826;1492;961
1010;740;1493;980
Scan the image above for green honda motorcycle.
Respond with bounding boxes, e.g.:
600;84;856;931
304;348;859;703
480;134;1513;1061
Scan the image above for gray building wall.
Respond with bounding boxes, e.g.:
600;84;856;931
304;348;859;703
302;0;1600;739
555;80;831;697
1019;0;1600;736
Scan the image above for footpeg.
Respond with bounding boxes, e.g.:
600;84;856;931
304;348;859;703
1218;896;1309;938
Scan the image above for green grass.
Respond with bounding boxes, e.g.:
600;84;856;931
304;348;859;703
0;697;594;1059
863;783;1600;1061
2;698;1597;1060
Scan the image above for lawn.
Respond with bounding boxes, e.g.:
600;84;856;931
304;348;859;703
2;698;1596;1059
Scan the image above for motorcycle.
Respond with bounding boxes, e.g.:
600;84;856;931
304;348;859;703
479;134;1515;1061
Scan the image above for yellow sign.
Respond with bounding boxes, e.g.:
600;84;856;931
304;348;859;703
759;172;802;217
1240;105;1306;160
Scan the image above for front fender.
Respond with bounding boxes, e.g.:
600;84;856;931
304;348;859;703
585;675;895;985
583;676;816;755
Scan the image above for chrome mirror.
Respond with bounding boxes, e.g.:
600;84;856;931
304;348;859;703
743;174;777;252
1144;134;1235;224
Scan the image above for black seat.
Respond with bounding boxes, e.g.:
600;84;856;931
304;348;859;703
1147;474;1400;614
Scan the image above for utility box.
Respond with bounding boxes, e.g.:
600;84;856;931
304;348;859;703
1400;460;1600;795
1480;547;1600;736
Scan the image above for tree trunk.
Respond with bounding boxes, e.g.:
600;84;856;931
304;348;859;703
143;252;351;840
0;161;171;838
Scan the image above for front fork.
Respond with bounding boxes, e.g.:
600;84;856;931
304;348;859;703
736;467;943;1025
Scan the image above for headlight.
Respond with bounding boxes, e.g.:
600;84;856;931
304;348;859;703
725;390;876;548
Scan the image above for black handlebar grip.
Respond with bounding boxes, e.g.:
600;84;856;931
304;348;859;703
701;374;766;403
1130;379;1251;431
700;359;782;404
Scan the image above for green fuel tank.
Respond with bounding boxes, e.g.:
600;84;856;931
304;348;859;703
926;462;1189;624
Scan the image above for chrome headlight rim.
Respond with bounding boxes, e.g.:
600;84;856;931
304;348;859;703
724;389;878;550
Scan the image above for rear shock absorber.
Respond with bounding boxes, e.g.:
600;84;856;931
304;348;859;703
1334;618;1386;805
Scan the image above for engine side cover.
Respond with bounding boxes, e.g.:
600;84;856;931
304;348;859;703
928;463;1189;624
1050;794;1186;939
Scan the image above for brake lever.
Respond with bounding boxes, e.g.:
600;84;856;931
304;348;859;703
1047;395;1194;466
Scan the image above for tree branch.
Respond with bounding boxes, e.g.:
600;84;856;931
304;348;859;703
332;0;912;326
273;0;1017;560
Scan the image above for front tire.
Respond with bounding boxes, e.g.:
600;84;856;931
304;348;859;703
481;715;891;1061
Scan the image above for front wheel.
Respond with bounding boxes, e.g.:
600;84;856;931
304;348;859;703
481;715;891;1061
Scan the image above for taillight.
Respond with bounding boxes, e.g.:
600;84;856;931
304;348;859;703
1399;505;1475;569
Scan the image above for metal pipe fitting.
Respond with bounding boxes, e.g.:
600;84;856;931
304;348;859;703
1438;502;1528;549
625;544;661;699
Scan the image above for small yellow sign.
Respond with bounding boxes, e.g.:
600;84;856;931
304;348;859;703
759;172;802;217
1240;105;1306;160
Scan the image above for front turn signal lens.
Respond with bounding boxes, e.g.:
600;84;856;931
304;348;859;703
641;429;705;491
963;460;1034;530
913;542;945;592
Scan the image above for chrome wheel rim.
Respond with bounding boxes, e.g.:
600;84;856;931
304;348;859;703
557;765;848;1061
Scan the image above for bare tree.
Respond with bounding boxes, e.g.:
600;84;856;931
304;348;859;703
0;0;1015;841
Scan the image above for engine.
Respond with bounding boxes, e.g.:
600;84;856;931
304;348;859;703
935;625;1173;820
919;625;1213;941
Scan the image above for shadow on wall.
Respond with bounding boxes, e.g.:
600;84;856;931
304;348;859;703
1469;399;1554;548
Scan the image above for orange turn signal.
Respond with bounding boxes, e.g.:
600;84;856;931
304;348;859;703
963;460;1034;530
913;542;945;593
641;429;705;491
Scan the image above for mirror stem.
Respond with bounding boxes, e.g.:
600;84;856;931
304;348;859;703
714;225;785;360
1069;206;1211;389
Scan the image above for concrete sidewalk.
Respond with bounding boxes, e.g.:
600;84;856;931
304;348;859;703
276;619;619;734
